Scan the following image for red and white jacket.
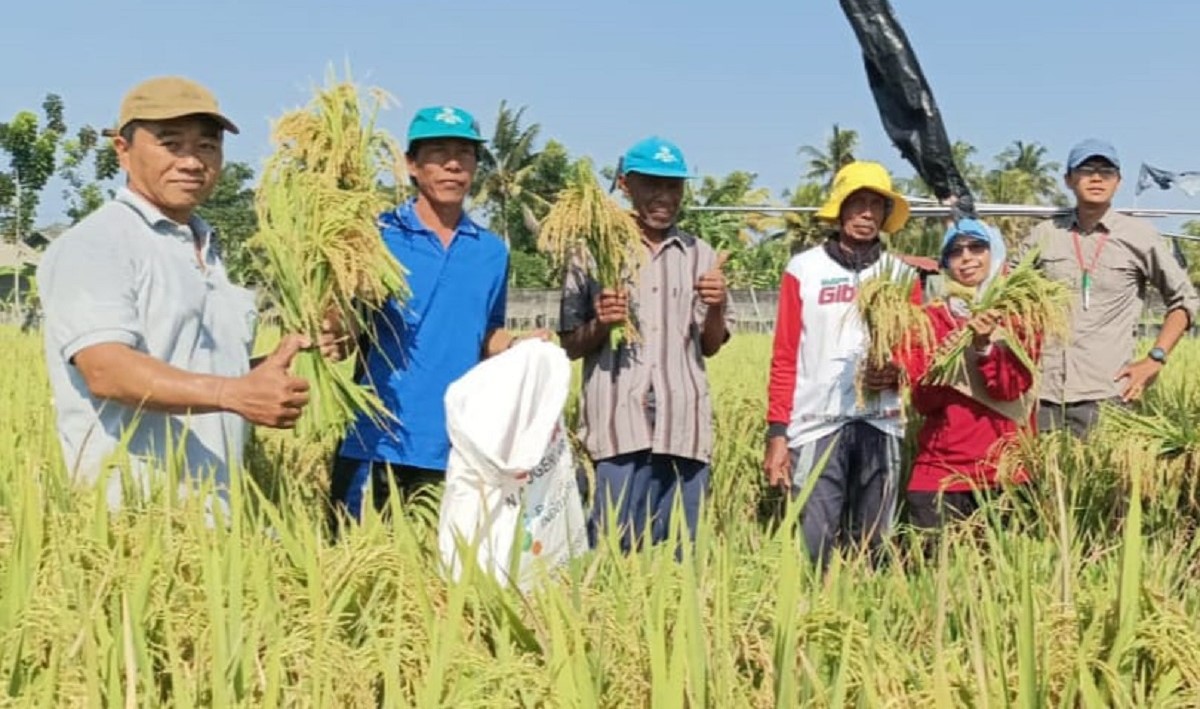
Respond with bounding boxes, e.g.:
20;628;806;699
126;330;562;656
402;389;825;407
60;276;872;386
767;243;921;448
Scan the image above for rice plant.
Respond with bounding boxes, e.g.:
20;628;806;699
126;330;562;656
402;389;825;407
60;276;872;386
537;159;646;349
250;66;409;444
924;247;1071;387
5;324;1200;705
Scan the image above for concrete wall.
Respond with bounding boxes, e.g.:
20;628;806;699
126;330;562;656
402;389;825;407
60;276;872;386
504;288;783;334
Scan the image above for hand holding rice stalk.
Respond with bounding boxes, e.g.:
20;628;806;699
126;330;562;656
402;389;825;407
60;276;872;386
538;159;646;349
250;67;409;442
854;267;933;405
923;247;1069;386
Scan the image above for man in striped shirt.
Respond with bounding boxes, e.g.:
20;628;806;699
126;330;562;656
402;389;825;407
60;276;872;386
559;137;732;551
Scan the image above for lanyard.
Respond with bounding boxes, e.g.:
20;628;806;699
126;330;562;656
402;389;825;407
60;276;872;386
1071;228;1110;311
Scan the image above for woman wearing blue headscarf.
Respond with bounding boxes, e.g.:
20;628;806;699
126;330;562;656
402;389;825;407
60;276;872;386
894;219;1039;529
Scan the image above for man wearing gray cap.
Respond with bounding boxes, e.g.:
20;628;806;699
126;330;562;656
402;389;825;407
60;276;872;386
1019;139;1199;437
37;76;336;508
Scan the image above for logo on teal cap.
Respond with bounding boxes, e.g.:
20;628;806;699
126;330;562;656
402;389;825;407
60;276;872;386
407;105;485;148
620;136;693;179
434;106;464;125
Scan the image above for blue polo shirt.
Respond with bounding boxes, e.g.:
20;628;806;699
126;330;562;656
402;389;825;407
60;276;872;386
339;199;508;470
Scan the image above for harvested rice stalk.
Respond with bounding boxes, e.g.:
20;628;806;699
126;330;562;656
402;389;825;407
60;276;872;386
854;265;932;406
923;247;1069;387
538;159;646;349
251;67;409;442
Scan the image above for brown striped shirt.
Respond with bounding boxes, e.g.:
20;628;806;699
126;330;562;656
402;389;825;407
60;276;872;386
559;228;732;464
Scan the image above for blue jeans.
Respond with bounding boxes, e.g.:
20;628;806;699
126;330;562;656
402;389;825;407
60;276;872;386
589;451;710;551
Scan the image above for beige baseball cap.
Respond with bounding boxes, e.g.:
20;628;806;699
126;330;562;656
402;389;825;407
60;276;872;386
104;76;239;136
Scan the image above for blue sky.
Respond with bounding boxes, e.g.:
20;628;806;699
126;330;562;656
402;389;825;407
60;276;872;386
4;0;1198;226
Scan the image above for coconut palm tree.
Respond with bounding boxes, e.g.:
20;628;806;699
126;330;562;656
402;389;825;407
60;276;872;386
996;140;1062;204
473;101;545;247
798;124;859;188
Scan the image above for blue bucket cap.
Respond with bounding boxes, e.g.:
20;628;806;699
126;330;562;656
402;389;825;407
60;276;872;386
1067;139;1120;172
406;106;485;150
619;136;694;179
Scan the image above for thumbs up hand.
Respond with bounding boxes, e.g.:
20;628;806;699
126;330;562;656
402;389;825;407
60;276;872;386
220;334;313;428
695;251;730;309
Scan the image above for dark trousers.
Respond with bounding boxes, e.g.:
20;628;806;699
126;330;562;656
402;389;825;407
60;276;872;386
906;490;982;530
1036;398;1125;439
589;451;710;552
791;421;901;566
328;456;444;534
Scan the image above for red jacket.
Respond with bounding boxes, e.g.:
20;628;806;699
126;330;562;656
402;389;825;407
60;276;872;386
895;304;1036;493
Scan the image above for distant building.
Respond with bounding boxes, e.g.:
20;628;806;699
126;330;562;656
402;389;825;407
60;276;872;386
0;224;67;308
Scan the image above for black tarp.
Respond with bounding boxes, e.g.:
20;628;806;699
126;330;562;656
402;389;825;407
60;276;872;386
840;0;976;217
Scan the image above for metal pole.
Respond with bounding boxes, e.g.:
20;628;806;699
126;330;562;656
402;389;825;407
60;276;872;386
687;203;1200;219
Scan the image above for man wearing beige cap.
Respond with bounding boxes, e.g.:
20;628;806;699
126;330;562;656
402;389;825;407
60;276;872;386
37;76;333;509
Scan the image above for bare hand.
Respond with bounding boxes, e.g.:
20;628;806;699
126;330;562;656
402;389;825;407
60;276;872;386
317;310;353;362
1115;358;1163;403
594;289;629;326
763;436;792;490
695;252;730;308
223;335;312;428
967;311;1001;351
862;361;901;391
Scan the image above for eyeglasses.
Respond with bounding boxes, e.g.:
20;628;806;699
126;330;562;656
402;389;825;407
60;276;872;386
945;241;990;259
1072;165;1120;179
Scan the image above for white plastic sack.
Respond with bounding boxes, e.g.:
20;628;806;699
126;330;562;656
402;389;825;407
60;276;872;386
438;339;587;590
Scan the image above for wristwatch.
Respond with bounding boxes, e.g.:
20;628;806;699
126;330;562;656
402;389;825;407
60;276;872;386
1148;347;1168;364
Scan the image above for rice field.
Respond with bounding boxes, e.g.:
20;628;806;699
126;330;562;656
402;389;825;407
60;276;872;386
3;323;1200;707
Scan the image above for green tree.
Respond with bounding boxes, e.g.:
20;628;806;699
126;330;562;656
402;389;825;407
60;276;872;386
677;171;781;289
505;140;577;288
197;162;258;285
474;101;546;249
799;124;859;188
0;94;67;241
778;180;828;255
59;126;120;224
897;140;987;199
996;140;1063;204
1179;221;1200;285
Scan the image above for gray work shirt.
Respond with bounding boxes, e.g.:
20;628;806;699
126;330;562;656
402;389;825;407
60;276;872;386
559;228;733;464
1019;209;1199;404
37;188;258;507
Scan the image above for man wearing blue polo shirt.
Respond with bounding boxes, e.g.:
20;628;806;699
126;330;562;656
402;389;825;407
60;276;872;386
331;106;522;523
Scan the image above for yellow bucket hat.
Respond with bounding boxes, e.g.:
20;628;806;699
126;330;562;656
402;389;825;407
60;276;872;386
815;161;910;234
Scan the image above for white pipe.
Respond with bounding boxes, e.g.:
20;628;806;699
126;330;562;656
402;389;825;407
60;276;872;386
688;204;1200;218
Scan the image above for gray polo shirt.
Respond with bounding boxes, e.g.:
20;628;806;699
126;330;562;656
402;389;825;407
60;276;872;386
1019;209;1199;404
37;188;258;506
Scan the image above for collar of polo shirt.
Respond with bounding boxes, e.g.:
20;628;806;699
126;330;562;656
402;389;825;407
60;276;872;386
116;187;212;243
1068;206;1117;234
392;197;481;239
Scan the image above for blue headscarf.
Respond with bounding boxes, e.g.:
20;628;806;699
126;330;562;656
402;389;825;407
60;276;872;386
939;218;1005;271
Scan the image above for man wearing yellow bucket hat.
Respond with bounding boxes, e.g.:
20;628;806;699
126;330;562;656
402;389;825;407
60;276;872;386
763;160;919;565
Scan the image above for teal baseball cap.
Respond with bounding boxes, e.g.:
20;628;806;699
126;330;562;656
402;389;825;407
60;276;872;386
619;136;694;179
406;106;485;150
